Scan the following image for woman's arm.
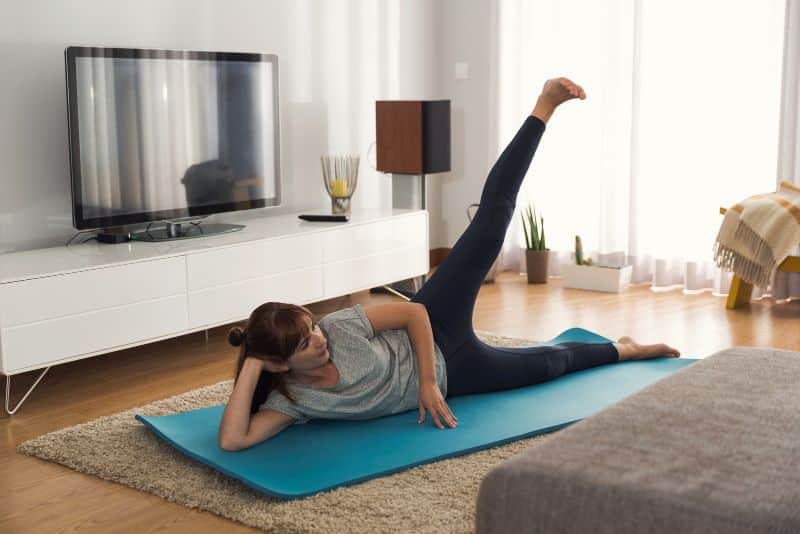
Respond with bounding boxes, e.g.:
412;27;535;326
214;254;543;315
218;357;295;450
407;306;458;429
364;303;437;381
363;302;424;335
221;409;296;451
363;302;456;428
406;305;437;386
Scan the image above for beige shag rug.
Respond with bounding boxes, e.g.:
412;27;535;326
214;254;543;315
18;330;555;534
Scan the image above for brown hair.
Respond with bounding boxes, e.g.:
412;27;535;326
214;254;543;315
229;302;316;414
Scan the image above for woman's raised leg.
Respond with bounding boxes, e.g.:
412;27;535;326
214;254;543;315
412;78;587;356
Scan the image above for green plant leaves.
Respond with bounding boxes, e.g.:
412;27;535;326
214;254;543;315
521;203;546;251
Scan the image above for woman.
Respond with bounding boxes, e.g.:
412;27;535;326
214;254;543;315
218;77;680;451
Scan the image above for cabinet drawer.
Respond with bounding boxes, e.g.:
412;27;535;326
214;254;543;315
188;266;324;329
0;257;186;328
323;212;427;264
0;294;187;374
187;234;323;291
323;246;428;298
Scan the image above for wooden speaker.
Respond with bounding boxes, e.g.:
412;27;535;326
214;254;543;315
375;100;451;174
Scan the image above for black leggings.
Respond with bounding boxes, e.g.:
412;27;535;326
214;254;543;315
411;116;619;397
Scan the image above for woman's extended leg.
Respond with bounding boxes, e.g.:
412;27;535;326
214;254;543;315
445;334;618;396
445;334;680;397
411;78;585;356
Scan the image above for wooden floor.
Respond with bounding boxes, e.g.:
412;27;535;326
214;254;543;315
2;271;798;533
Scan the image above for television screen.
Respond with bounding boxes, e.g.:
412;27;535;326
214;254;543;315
65;47;281;230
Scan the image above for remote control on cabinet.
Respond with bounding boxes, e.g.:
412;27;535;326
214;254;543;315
298;214;349;222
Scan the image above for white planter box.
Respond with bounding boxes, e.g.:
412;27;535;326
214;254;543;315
561;263;633;293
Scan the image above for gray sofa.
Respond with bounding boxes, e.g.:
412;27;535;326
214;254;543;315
476;347;800;534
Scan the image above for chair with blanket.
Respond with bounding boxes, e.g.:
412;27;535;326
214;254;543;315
715;181;800;309
720;206;800;308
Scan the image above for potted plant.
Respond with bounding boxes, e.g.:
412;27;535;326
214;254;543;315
520;203;549;284
562;235;633;292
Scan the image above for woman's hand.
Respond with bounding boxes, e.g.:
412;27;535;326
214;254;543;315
418;381;457;429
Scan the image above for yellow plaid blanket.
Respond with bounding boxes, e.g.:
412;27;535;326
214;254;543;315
713;181;800;287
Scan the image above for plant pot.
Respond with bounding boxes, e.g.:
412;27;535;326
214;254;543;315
525;249;550;284
561;263;633;293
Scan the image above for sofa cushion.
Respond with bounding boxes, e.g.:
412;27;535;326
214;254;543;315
476;347;800;534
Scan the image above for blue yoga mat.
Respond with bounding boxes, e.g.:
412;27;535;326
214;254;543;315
136;328;696;499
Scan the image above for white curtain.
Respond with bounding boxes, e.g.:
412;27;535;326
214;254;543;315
493;0;788;298
773;0;800;301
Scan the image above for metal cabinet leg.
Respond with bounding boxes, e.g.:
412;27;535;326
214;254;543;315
4;367;50;415
381;285;411;302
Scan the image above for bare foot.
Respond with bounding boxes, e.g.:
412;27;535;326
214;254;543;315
541;77;587;106
531;77;586;123
613;336;681;361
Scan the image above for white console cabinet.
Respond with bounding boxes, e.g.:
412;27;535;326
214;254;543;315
0;208;428;412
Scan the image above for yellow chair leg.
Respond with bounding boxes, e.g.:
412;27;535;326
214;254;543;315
726;274;753;309
779;256;800;273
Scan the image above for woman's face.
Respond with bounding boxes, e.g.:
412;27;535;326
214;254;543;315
287;317;329;370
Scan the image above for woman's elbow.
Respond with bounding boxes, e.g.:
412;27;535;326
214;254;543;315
218;433;244;452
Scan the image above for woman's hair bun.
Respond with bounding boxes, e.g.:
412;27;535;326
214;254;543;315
228;326;246;347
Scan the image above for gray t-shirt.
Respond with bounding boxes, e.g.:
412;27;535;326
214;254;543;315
260;304;447;424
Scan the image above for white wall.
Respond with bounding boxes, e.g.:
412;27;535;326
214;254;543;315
0;0;441;253
433;0;500;249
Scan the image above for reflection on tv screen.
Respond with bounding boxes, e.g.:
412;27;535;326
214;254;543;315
72;54;279;222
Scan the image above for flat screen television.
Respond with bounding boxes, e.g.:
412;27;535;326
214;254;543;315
65;46;281;240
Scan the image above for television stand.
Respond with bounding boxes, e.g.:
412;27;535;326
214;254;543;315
130;221;245;242
1;208;429;414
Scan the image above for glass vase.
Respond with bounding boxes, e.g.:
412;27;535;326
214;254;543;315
331;196;351;214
